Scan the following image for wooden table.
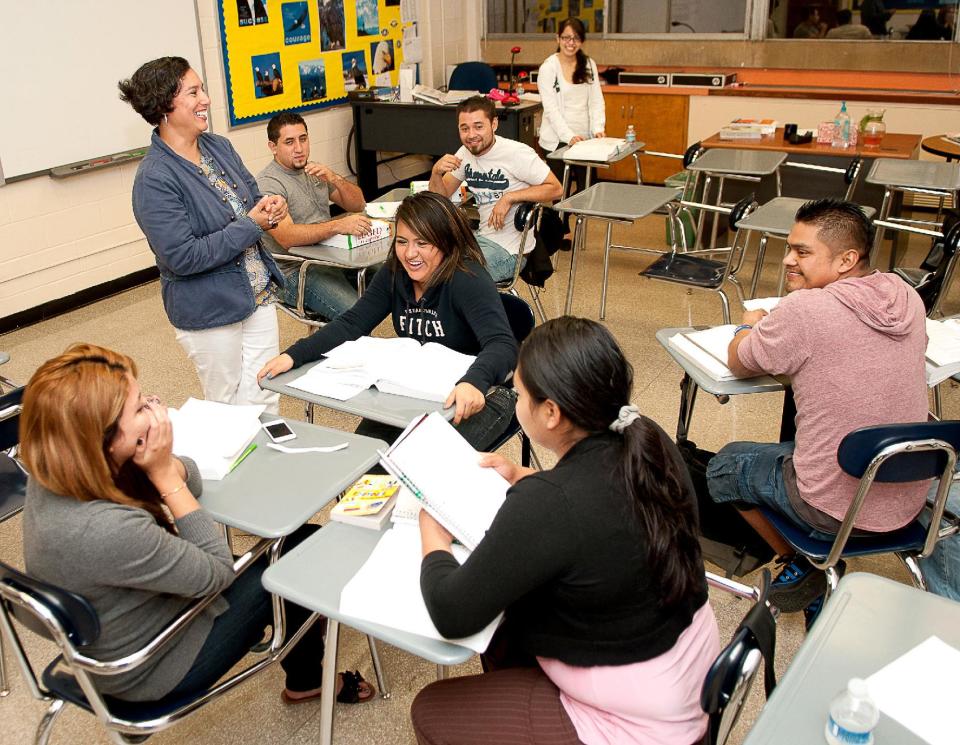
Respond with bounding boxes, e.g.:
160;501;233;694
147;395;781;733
702;128;920;160
922;135;960;162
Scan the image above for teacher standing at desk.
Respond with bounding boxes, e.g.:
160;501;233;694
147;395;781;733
413;318;718;745
120;57;287;413
258;192;518;450
537;18;606;190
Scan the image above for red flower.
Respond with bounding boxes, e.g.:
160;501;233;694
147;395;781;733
511;46;522;54
518;71;529;79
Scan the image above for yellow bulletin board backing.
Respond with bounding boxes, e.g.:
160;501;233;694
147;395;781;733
537;0;605;34
219;0;408;126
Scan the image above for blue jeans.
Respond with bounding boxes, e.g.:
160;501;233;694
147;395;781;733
475;236;521;284
279;264;360;321
706;441;839;543
166;525;326;698
919;481;960;602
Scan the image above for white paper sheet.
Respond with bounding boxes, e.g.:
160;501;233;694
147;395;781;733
867;635;960;745
340;525;501;654
169;399;265;479
402;30;423;64
365;201;402;219
742;296;781;313
667;328;738;382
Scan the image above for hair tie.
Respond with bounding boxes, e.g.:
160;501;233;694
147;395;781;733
609;404;640;434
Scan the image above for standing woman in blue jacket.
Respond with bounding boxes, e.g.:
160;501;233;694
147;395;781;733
120;57;287;412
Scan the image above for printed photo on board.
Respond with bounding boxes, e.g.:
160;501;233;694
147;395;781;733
282;1;311;44
356;0;379;36
319;0;345;51
239;0;269;24
371;39;394;74
342;50;367;91
299;59;326;102
252;52;284;97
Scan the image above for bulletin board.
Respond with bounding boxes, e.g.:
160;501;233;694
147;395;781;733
219;0;410;127
537;0;606;34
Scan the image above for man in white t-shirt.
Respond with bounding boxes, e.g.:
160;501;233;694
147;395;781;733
428;96;562;283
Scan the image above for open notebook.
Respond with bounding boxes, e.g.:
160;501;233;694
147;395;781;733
378;412;509;551
667;325;741;382
169;398;265;480
287;336;475;402
925;318;960;386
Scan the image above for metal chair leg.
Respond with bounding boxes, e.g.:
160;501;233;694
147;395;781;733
366;635;391;699
902;554;928;591
717;288;731;325
35;699;65;745
599;222;614;320
933;384;944;420
436;664;449;680
319;619;340;745
527;285;547;324
0;634;7;697
749;234;769;299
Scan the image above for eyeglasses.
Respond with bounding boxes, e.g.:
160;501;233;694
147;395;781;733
559;35;581;43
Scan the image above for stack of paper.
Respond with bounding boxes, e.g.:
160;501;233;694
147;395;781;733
169;398;264;479
667;325;739;381
288;336;475;403
925;318;960;385
564;137;627;162
365;201;402;219
340;524;502;653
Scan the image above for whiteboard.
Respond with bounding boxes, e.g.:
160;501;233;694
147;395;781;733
0;0;204;180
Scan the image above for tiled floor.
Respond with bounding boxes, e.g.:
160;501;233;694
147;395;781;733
0;212;950;744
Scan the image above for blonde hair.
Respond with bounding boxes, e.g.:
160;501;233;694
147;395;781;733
19;343;172;528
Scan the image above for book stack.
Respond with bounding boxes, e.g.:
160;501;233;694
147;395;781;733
731;118;778;135
564;137;628;162
319;219;391;250
331;474;401;530
719;123;764;141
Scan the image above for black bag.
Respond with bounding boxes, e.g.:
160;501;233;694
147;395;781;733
679;441;776;578
518;206;564;288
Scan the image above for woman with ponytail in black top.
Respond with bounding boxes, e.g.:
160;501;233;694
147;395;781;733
413;317;719;745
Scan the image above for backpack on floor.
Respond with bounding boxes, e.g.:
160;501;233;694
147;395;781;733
679;441;776;578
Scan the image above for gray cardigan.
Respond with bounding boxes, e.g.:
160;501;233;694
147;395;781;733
22;460;235;701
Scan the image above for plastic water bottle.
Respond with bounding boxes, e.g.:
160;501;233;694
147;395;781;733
824;678;879;745
832;101;851;149
625;124;636;144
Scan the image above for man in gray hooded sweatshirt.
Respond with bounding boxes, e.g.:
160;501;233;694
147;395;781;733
706;199;927;622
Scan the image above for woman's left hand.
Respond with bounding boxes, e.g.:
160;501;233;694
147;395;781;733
419;509;454;557
568;135;585;145
444;382;486;424
594;130;606;139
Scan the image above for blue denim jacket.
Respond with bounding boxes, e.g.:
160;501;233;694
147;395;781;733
132;131;284;330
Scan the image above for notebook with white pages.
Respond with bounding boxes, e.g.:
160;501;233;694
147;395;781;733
563;137;627;162
287;336;476;403
339;524;502;653
667;325;739;382
925;318;960;385
378;412;509;551
169;398;265;480
742;296;781;313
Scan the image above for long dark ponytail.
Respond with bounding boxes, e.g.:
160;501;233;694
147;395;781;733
556;18;593;85
517;317;703;607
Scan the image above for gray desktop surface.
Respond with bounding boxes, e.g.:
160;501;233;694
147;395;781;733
547;139;645;165
199;417;385;538
287;237;391;267
687;148;787;176
867;158;960;191
553;182;681;220
261;522;476;666
744;573;960;745
738;197;875;236
0;352;8;366
262;360;453;428
656;327;784;397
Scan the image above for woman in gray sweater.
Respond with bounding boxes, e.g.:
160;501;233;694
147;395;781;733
20;344;371;704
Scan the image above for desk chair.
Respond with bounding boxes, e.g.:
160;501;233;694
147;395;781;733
0;386;26;698
738;159;868;297
0;539;315;744
647;143;705;249
447;62;497;92
759;420;960;609
272;255;329;332
887;217;960;319
499;202;550;323
488;293;539;470
701;570;777;745
641;195;758;324
0;352;15;393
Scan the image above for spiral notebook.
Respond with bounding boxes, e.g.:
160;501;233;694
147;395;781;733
378;412;509;551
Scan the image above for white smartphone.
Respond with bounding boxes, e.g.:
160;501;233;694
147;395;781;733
262;419;297;443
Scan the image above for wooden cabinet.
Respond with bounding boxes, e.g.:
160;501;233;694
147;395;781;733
603;92;689;184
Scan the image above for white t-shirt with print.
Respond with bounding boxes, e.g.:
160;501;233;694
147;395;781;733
451;136;551;256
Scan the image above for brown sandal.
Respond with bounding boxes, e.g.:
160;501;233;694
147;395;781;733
281;670;376;705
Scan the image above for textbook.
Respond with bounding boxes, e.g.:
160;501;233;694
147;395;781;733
287;336;475;402
318;219;390;250
925;318;960;386
331;474;400;530
564;137;627;162
667;325;740;381
378;412;509;551
169;398;265;480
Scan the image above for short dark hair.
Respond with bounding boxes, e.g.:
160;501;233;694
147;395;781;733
455;95;497;123
837;9;853;25
118;57;191;126
389;192;485;289
794;198;873;260
517;317;704;608
267;112;308;143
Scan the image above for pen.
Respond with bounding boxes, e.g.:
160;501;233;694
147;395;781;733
230;443;257;473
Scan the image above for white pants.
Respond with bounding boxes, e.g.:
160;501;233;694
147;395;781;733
175;304;281;414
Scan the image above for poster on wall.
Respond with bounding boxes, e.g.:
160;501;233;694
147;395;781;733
219;0;409;126
537;0;604;33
